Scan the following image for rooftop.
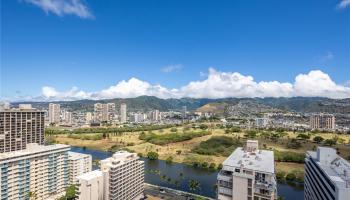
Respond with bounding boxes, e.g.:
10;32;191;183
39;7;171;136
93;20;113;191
76;170;103;181
307;147;350;189
0;143;70;160
101;151;140;168
222;140;274;174
68;151;91;160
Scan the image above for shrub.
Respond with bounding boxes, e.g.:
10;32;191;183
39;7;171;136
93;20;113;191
276;171;286;180
297;133;310;140
137;153;143;157
201;162;209;168
192;136;242;156
287;139;302;149
199;124;208;130
147;151;159;160
324;139;336;146
313;136;324;143
285;173;296;181
166;156;173;164
245;130;257;138
209;163;216;169
274;150;305;163
176;150;182;155
217;163;223;170
170;128;178;132
139;131;210;145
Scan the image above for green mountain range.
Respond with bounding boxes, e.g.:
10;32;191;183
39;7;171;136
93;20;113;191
13;96;350;114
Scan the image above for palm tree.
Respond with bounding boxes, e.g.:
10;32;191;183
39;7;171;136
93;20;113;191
188;179;201;192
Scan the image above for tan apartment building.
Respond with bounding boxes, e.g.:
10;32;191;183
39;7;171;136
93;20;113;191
310;113;335;130
68;151;92;185
0;105;45;153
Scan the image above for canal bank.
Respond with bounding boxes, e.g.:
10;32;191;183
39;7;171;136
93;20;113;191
70;146;304;199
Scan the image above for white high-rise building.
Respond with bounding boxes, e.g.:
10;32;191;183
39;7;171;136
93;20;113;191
49;103;61;124
76;170;104;200
63;111;73;125
77;151;144;200
120;103;127;123
68;152;92;185
217;140;277;200
85;112;93;123
0;143;70;200
151;110;160;121
305;147;350;200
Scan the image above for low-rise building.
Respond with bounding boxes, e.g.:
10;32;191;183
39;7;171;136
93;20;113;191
305;147;350;200
68;151;92;185
76;170;104;200
217;140;277;200
0;143;70;200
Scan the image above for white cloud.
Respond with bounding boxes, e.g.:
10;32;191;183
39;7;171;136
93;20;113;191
24;0;94;19
161;64;182;73
337;0;350;9
10;68;350;101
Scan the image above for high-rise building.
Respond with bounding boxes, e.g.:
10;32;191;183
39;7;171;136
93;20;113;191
305;147;350;200
77;151;144;200
49;103;61;124
310;113;335;130
182;106;187;119
120;103;127;123
151;110;160;121
85;112;93;123
68;152;92;185
255;118;269;127
217;140;277;200
62;111;73;125
131;113;145;123
0;143;70;200
0;106;45;153
76;170;104;200
94;103;115;122
0;102;10;111
101;151;144;200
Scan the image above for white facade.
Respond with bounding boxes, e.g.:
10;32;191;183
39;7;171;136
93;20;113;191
120;103;127;123
85;112;93;123
255;118;269;127
77;170;104;200
68;151;92;185
217;140;277;200
48;103;60;124
305;147;350;200
0;143;70;200
76;151;144;200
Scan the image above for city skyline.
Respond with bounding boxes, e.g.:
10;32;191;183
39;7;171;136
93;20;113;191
1;0;350;101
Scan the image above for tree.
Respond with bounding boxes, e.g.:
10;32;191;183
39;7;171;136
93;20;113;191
324;139;336;146
147;151;159;160
297;133;310;140
27;191;37;200
313;136;324;144
199;124;208;130
188;179;201;191
170;127;178;132
166;156;173;164
65;185;77;200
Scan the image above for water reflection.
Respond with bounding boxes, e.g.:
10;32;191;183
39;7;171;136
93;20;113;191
70;147;304;199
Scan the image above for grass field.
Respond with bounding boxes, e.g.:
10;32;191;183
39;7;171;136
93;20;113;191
53;125;350;175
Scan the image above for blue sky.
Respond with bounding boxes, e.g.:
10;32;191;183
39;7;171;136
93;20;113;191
1;0;350;101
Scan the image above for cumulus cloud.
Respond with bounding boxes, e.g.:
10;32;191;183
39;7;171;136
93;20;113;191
161;64;183;73
27;68;350;101
337;0;350;9
24;0;94;19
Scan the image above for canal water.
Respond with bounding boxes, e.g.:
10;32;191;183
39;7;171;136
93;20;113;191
70;147;304;199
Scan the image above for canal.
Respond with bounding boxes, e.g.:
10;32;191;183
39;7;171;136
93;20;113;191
70;147;304;199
